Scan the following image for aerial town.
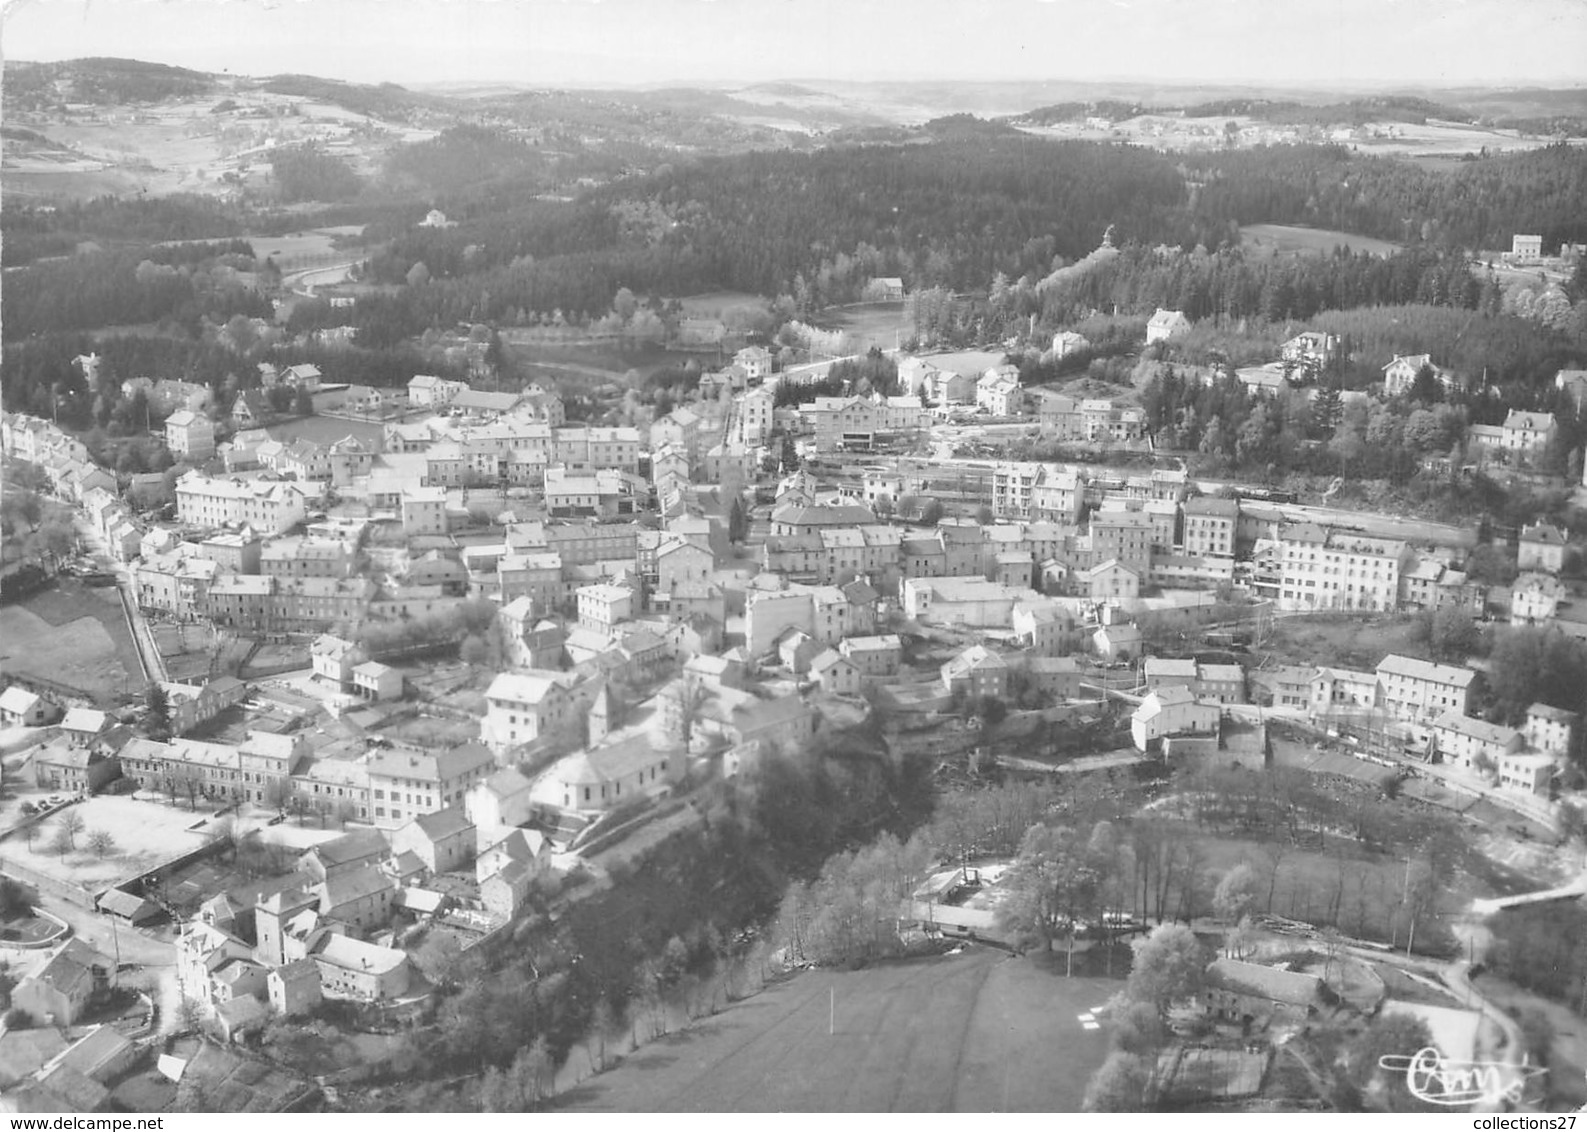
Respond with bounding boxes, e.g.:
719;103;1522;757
3;8;1587;1115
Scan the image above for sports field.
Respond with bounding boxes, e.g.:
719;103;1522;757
553;947;1116;1112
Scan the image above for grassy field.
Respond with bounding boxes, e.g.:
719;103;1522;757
1240;224;1402;258
818;302;911;354
552;947;1115;1112
677;291;766;317
267;416;387;448
11;796;211;890
0;578;143;705
246;227;365;265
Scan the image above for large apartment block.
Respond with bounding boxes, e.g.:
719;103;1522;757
1278;524;1409;612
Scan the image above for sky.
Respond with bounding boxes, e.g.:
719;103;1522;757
3;0;1586;89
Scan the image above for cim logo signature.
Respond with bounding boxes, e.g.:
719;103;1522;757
1378;1046;1547;1107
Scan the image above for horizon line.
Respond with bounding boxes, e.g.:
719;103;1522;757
8;56;1587;95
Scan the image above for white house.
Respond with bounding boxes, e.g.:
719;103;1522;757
1145;309;1190;345
1131;686;1219;751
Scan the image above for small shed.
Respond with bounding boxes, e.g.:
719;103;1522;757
213;995;269;1044
96;887;162;926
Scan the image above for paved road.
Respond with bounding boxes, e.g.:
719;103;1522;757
284;261;357;297
27;887;183;1035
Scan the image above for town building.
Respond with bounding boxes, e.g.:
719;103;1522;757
165;410;216;462
1146;308;1190;344
1278;524;1408;612
1518;522;1567;574
1131;686;1220;751
1376;654;1475;729
366;744;495;828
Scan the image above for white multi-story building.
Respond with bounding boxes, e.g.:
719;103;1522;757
1030;467;1083;524
991;462;1043;519
1524;703;1579;757
1376;654;1474;728
407;374;470;407
1181;497;1237;558
577;583;636;636
1278;524;1408;612
175;472;310;535
734;346;773;383
366;744;495;829
552;426;641;473
737;387;776;448
165;410;216;461
401;487;447;535
481;670;585;753
1500;411;1557;459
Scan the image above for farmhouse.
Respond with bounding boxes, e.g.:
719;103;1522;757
1203;958;1325;1028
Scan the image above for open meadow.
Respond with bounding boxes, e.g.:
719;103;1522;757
1240;224;1403;258
817;301;911;354
677;291;766;317
7;795;211;890
245;226;366;266
0;578;143;705
267;415;387;449
552;946;1115;1112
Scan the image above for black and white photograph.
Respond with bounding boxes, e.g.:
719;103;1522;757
1;0;1586;1116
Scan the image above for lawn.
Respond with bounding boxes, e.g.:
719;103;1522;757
1240;224;1402;258
551;946;1116;1112
818;302;911;354
677;291;766;317
267;416;387;448
244;228;365;267
0;578;143;705
11;795;211;890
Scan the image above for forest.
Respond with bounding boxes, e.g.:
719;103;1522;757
1182;143;1587;251
2;56;214;111
0;194;249;265
329;139;1587;346
268;142;364;204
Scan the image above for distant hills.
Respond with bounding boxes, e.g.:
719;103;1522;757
10;55;1587;133
5;57;216;108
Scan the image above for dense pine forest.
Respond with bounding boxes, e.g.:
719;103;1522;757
5;131;1587;430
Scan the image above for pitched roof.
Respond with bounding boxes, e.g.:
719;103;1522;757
304;828;388;868
53;1025;134;1082
0;686;42;715
1527;702;1580;723
1206;958;1323;1005
409;806;474;843
1376;654;1475;688
319;864;397;910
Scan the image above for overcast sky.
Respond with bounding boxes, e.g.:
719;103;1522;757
4;0;1585;89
